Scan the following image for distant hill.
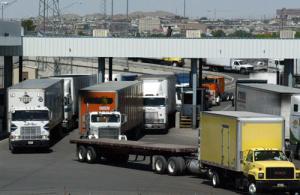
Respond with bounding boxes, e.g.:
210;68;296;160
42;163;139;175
129;11;176;18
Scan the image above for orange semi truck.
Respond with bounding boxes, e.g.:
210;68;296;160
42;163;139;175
79;81;144;140
202;76;233;106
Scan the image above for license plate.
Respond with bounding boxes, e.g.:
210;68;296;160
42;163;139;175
277;183;285;188
28;141;34;145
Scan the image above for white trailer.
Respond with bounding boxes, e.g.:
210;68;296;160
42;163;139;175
205;58;254;74
7;79;64;152
139;74;176;131
236;83;300;158
50;75;97;130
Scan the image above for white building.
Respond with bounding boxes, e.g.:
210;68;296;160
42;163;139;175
138;17;161;33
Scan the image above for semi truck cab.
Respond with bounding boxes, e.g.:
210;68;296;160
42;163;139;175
87;111;127;140
242;148;300;193
9;108;51;150
143;96;167;129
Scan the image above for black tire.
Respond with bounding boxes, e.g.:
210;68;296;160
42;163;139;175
167;157;186;176
248;181;257;195
240;68;246;75
86;146;97;164
172;62;179;67
216;96;221;106
247;177;257;195
211;171;221;188
77;145;87;162
229;93;234;101
153;155;167;174
9;140;16;154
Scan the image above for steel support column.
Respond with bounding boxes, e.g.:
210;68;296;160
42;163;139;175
4;56;13;88
98;57;105;83
283;59;294;87
109;57;113;81
198;58;203;87
3;56;13;137
19;56;23;82
191;58;198;129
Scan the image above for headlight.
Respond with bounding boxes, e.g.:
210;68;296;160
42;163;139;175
10;124;18;132
296;173;300;179
258;173;264;179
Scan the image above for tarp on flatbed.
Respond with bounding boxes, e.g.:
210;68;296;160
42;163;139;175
70;138;197;156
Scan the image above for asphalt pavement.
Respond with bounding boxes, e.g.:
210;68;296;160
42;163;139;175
0;126;240;195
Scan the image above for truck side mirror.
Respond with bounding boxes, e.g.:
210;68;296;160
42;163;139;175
49;112;53;120
122;114;128;125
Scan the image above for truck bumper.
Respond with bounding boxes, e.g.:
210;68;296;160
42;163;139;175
256;180;300;192
10;140;50;148
144;123;166;130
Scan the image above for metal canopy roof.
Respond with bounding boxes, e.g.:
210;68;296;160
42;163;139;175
205;111;283;119
0;21;22;56
9;79;61;89
81;81;140;92
239;83;300;94
22;37;300;58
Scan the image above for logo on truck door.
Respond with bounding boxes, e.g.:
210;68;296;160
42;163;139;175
19;93;32;104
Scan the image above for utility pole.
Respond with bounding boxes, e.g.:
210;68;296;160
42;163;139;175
111;0;113;20
126;0;129;19
1;1;9;20
183;0;186;18
101;0;107;19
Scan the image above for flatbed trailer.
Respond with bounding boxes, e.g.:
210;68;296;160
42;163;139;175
70;138;198;176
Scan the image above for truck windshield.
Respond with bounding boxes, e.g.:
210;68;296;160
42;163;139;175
239;61;247;65
254;150;288;161
143;98;165;107
91;114;120;123
12;110;49;121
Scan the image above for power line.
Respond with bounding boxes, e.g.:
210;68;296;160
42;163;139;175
38;0;61;34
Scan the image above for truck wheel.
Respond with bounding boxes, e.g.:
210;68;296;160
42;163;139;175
9;141;16;154
154;156;167;174
216;96;221;106
240;68;246;75
172;62;179;67
248;182;257;195
167;157;186;176
77;145;87;162
86;146;97;164
211;171;221;188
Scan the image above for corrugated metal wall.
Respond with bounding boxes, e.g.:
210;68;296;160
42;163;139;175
23;37;300;58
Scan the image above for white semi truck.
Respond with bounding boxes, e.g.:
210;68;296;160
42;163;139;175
79;81;144;140
49;75;97;130
7;79;64;152
139;74;176;131
205;58;254;74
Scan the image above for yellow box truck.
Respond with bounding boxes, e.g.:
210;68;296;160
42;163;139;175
200;111;300;194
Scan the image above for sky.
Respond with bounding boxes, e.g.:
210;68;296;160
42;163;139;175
2;0;300;19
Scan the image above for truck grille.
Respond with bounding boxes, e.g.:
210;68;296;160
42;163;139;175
266;167;294;179
20;126;42;140
145;112;160;123
98;128;119;139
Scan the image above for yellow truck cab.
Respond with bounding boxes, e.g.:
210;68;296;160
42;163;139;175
162;57;184;67
200;111;300;194
243;148;300;194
